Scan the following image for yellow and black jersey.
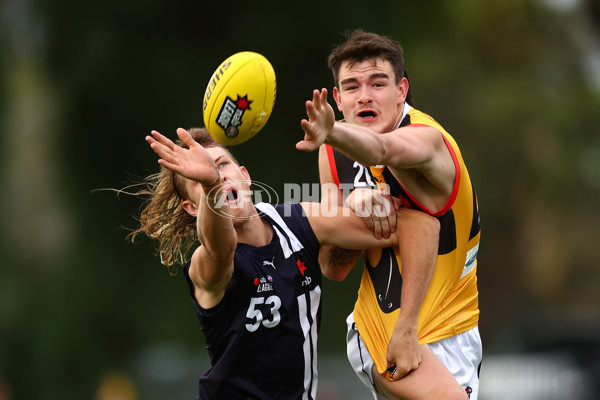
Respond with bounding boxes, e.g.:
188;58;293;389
325;105;480;373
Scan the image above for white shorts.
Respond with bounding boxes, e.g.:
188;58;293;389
346;313;482;400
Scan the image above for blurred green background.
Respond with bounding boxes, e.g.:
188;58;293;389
2;0;600;399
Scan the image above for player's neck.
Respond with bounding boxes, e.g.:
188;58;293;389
235;214;273;247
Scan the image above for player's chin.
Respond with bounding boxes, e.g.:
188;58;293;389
230;200;255;220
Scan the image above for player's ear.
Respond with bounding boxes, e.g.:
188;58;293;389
397;77;409;105
332;87;343;112
182;199;198;217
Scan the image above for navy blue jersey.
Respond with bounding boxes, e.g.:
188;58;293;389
183;202;322;400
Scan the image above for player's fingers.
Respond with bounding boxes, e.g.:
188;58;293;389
177;127;197;148
149;142;177;164
391;196;402;210
371;215;382;239
362;215;375;233
378;216;391;239
150;130;176;150
295;140;311;152
384;363;397;381
295;133;317;152
305;100;319;121
383;196;397;233
370;197;391;238
388;210;397;233
156;158;180;174
392;362;412;381
319;88;328;106
312;90;321;108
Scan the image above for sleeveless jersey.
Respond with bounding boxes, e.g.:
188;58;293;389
325;106;481;373
183;202;322;399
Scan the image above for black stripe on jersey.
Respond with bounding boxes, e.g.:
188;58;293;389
437;209;458;255
469;180;481;241
400;113;411;127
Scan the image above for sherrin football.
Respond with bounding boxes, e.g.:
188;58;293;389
203;51;277;146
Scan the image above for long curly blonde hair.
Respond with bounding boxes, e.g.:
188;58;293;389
127;127;232;274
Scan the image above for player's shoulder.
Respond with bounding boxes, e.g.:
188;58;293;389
405;107;446;133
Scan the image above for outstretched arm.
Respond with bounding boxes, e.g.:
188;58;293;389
297;89;442;167
297;89;454;203
146;128;236;308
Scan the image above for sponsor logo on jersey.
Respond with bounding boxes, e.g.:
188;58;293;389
253;276;274;293
262;257;276;269
296;259;307;276
465;386;472;398
297;258;313;287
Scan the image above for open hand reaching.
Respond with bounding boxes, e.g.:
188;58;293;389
146;128;219;185
296;88;336;152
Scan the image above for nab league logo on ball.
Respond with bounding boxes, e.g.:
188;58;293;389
216;94;252;138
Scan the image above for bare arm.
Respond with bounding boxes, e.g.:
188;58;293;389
327;121;443;170
386;208;439;381
304;203;439;266
317;145;361;281
146;128;236;308
302;203;401;250
190;180;237;309
297;88;444;170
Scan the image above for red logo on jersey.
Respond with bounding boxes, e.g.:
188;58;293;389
297;259;307;276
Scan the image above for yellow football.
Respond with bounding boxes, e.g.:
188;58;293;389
203;51;277;146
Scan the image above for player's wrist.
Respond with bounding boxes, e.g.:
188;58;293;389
202;169;220;187
201;173;223;203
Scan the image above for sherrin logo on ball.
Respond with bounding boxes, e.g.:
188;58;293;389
203;51;277;146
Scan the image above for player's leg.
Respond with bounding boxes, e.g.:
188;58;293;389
371;344;468;400
427;326;482;400
346;313;467;400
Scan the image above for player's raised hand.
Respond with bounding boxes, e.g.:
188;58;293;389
296;88;336;152
146;128;219;185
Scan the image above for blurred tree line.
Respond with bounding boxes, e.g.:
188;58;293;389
1;0;599;398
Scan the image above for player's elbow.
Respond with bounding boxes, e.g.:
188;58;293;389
423;212;440;237
396;208;440;236
321;266;350;282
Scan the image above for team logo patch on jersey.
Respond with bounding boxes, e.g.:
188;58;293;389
365;247;403;313
253;276;274;293
216;95;252;138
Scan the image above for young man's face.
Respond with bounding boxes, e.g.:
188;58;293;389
333;58;408;134
185;147;254;222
